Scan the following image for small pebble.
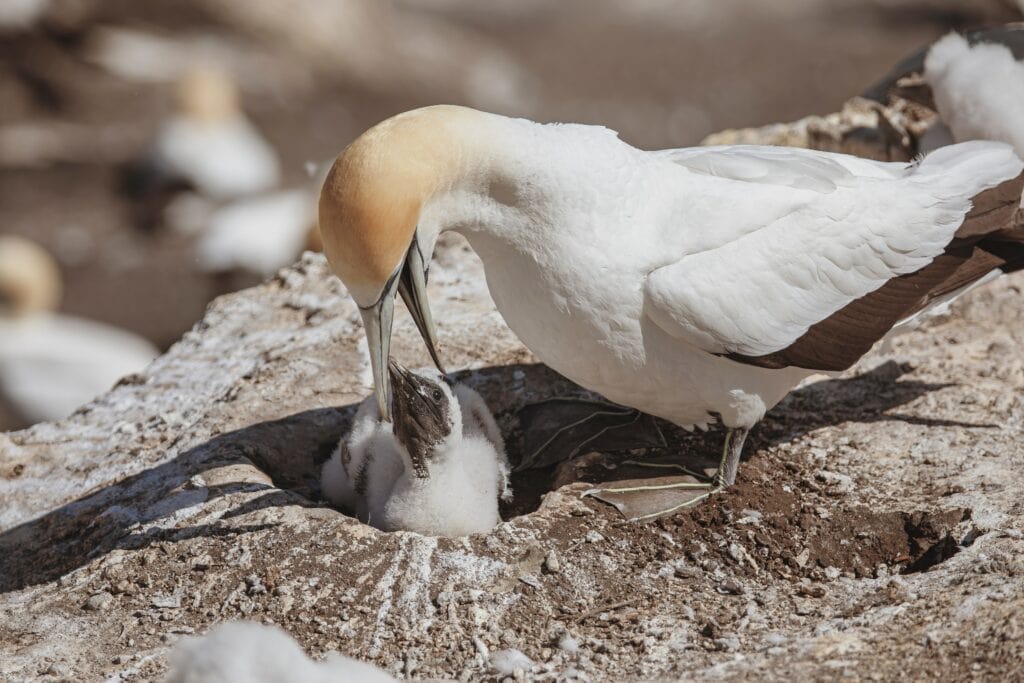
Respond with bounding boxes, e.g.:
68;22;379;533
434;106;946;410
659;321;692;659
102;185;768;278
45;662;72;677
798;583;827;598
674;565;702;580
84;591;113;611
585;531;604;544
190;554;213;571
714;636;740;651
544;550;561;574
245;574;267;595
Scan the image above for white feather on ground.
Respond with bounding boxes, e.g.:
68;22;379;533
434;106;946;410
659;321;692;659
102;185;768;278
163;621;395;683
321;370;510;536
925;33;1024;155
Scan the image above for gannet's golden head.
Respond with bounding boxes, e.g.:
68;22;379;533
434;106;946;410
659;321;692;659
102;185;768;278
176;65;240;124
0;236;61;318
319;105;486;417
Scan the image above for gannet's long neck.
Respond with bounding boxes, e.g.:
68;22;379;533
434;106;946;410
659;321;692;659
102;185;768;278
415;111;544;253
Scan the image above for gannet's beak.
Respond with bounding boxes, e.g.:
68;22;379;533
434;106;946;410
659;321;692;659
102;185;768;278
398;234;445;375
359;272;400;421
359;236;444;421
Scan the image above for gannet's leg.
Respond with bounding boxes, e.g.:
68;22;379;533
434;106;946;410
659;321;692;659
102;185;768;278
715;427;749;488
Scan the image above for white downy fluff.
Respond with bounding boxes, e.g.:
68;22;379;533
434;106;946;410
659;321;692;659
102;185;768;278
321;369;510;537
925;33;1024;155
163;621;395;683
196;189;315;276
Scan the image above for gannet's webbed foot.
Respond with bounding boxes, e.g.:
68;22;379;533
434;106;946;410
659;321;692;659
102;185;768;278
583;472;716;522
583;426;750;521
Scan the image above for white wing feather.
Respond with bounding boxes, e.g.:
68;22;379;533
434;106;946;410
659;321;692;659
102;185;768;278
644;141;1022;358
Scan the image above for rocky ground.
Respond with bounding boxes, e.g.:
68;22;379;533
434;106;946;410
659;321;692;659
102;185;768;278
1;234;1023;681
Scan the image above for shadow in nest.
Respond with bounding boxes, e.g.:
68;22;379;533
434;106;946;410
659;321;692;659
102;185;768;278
0;359;982;593
498;360;994;518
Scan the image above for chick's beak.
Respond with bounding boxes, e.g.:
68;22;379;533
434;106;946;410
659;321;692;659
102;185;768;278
358;235;444;421
387;360;433;478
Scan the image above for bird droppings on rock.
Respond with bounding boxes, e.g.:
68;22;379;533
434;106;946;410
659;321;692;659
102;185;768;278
490;648;534;675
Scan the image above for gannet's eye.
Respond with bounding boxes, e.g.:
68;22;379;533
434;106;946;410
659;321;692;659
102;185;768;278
432;388;444;402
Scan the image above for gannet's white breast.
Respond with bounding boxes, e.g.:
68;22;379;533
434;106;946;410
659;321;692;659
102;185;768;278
153;116;280;199
441;116;1022;429
0;313;158;422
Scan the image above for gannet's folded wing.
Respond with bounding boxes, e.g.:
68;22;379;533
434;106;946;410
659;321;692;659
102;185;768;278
644;141;1024;371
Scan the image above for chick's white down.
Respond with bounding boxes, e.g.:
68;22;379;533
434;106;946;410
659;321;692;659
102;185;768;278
925;32;1024;155
321;370;510;537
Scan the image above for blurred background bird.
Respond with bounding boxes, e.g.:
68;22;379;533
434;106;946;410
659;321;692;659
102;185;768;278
0;236;157;425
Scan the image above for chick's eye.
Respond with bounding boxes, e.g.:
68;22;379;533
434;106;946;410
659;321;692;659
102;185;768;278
432;389;443;401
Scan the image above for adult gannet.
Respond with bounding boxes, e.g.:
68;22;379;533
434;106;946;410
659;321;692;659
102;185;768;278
130;65;280;202
321;361;510;536
317;105;1024;494
0;236;158;424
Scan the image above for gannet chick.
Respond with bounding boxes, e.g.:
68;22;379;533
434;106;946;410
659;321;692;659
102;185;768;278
321;363;510;536
318;105;1024;498
925;33;1024;155
0;236;158;424
139;66;280;201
